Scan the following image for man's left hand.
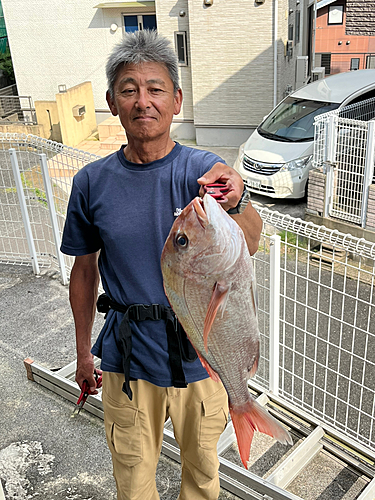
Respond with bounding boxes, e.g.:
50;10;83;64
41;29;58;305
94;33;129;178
198;162;244;212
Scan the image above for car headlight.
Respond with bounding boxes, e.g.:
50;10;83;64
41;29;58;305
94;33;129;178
280;155;312;172
233;142;246;172
238;143;246;163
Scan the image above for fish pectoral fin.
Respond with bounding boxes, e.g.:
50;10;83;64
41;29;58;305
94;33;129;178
203;282;231;353
197;352;221;383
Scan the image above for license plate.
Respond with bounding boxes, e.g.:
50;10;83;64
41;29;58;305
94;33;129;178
247;178;261;189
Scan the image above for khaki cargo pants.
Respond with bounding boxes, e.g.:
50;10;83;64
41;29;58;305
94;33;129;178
102;372;229;500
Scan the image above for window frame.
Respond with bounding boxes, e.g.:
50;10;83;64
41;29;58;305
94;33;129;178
123;13;157;32
174;31;188;67
328;5;344;25
350;58;360;71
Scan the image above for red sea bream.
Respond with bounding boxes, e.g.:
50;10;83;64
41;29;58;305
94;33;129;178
161;193;292;467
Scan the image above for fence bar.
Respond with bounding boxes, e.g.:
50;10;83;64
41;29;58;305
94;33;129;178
9;148;40;275
361;120;375;228
356;477;375;500
39;153;68;285
269;234;281;395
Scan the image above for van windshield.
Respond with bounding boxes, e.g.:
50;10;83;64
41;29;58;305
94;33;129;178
258;98;340;142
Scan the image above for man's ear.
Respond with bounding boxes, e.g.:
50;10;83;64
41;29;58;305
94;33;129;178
106;90;118;116
174;88;183;116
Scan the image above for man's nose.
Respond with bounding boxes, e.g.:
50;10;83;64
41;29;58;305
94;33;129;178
135;89;150;109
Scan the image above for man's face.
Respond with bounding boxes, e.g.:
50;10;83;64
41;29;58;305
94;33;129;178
106;61;182;143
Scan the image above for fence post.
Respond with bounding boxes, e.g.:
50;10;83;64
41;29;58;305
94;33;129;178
39;153;68;285
324;114;337;218
361;120;375;228
269;234;281;396
9;148;40;275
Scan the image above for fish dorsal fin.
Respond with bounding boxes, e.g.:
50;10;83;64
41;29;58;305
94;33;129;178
203;281;231;353
197;351;221;383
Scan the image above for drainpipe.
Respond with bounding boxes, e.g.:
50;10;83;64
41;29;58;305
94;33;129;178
273;0;278;108
312;0;317;71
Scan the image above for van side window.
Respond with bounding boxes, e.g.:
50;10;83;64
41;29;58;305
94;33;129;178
347;89;375;106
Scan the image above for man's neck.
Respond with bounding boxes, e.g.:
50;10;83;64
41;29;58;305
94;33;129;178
123;137;176;164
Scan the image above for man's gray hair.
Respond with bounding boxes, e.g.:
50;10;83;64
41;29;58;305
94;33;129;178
106;30;180;98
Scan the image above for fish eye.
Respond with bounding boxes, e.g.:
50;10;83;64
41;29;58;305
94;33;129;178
176;233;189;248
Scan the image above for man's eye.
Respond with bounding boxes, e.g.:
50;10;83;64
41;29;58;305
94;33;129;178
122;89;135;94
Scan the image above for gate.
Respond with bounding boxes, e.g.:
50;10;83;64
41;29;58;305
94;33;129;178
313;98;375;227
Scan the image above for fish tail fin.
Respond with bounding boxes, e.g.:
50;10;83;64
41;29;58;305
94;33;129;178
230;400;293;468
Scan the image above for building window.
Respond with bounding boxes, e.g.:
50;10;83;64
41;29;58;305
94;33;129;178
350;58;360;71
295;10;300;44
328;5;344;25
321;53;331;75
366;55;375;69
123;14;157;32
174;31;188;66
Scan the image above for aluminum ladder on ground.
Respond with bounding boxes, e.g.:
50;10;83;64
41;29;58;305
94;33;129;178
24;358;375;500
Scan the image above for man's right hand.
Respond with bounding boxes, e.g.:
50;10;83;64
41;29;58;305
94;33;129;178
76;355;102;394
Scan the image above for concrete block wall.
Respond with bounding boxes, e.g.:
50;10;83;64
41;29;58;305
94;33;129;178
307;169;325;215
366;184;375;230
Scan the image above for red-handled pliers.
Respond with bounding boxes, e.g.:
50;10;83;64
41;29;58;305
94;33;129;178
74;370;102;414
203;183;229;201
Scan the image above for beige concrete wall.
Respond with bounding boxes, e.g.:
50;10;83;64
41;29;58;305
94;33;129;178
56;82;97;147
34;100;62;143
187;0;288;129
155;0;193;122
0;123;44;136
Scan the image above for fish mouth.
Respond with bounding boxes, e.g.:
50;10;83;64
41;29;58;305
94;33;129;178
193;197;208;228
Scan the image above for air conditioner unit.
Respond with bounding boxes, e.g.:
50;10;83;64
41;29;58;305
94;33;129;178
312;67;325;81
72;105;86;117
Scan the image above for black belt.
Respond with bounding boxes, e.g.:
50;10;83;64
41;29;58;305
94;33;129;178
97;293;197;400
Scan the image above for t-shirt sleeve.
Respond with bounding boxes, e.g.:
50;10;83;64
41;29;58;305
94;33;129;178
198;150;227;178
60;174;102;256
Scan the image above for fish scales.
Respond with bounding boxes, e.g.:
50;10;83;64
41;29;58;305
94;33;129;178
161;193;292;468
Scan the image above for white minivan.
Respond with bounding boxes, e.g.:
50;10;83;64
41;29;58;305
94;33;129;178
233;69;375;199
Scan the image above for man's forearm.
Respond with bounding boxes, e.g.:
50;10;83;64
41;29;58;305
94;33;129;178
230;201;263;256
69;253;100;362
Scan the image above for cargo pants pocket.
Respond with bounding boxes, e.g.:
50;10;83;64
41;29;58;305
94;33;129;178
110;407;143;467
103;381;143;468
199;385;228;450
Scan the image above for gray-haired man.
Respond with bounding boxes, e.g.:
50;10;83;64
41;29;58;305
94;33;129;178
61;30;262;500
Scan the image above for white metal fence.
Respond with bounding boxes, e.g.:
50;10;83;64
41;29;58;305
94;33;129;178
1;134;375;458
0;133;100;281
313;97;375;227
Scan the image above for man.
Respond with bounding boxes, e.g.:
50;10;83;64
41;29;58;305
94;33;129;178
61;30;262;500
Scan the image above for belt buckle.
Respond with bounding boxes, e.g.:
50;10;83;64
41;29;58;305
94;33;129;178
133;304;162;321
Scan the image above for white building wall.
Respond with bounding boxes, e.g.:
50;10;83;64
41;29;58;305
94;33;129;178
187;0;288;145
155;0;195;139
2;0;125;112
3;0;296;146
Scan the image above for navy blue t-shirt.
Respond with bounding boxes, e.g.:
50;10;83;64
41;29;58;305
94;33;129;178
61;142;224;387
